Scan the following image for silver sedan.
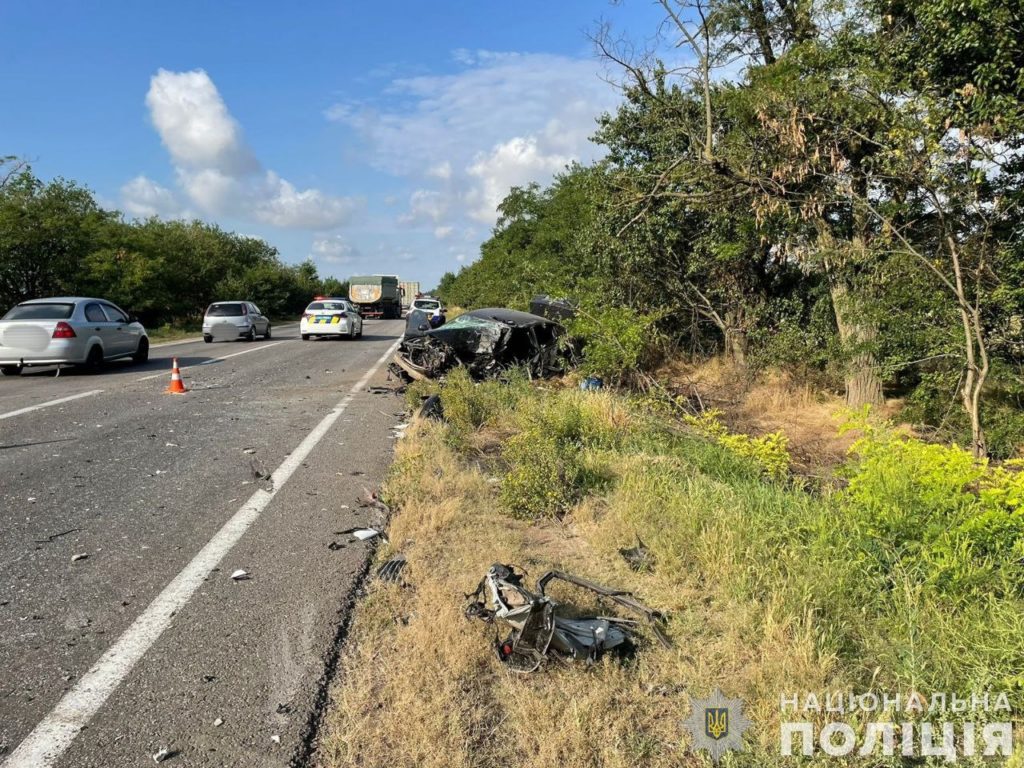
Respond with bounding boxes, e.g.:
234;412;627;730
0;297;149;375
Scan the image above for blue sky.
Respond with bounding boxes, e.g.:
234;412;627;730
0;1;666;290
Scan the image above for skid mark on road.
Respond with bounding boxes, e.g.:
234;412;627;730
0;390;103;422
1;337;402;768
135;340;286;381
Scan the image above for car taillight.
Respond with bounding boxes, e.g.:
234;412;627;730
52;322;76;339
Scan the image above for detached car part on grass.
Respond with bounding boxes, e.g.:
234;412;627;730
392;308;567;382
465;563;670;672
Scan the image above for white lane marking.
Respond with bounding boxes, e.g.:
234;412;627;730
0;390;104;421
135;341;286;381
150;323;300;349
2;336;403;768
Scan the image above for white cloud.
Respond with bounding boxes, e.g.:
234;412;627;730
434;225;454;239
142;68;358;229
328;51;617;226
399;188;449;225
465;136;571;223
311;235;360;264
120;175;187;219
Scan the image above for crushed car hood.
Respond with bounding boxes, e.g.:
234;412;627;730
392;308;566;381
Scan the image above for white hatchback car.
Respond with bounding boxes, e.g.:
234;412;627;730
0;297;149;375
202;301;271;343
300;299;363;340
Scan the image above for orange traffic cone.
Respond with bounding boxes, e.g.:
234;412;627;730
165;357;187;394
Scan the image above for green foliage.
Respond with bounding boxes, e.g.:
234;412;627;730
568;303;663;383
840;418;1024;597
0;166;345;324
684;409;791;480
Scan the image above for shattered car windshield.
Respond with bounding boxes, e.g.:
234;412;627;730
440;314;499;330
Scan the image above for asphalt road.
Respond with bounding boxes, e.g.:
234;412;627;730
0;319;407;767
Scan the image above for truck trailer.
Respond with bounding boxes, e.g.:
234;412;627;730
399;281;420;313
349;275;402;318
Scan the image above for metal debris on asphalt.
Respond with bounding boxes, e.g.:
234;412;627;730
230;569;250;581
34;528;81;544
213;718;223;727
71;553;88;563
153;748;171;763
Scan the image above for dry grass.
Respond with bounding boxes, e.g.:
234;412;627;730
318;414;836;767
659;358;905;476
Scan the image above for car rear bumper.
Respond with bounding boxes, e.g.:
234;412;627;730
0;339;86;366
300;320;352;335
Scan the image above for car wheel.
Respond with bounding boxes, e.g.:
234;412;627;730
84;345;104;373
356;323;363;338
264;325;272;339
246;326;256;342
132;337;149;364
0;364;22;376
301;334;310;341
203;335;213;343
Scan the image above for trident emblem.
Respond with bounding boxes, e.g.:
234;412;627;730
705;707;729;740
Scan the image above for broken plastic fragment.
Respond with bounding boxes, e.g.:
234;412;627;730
71;553;88;563
213;718;223;727
230;569;250;581
270;734;280;745
376;555;407;583
352;529;379;541
153;748;170;763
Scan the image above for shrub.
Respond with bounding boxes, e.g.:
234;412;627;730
840;420;1024;597
683;409;791;481
569;304;663;383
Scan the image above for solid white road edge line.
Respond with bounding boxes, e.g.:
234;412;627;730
134;340;287;381
2;337;403;768
0;390;104;421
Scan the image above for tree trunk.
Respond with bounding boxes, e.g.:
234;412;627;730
724;308;748;368
830;280;884;408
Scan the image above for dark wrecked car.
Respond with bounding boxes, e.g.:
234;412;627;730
392;307;566;381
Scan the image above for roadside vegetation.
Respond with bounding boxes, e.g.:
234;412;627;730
0;158;347;324
434;0;1024;460
321;372;1024;766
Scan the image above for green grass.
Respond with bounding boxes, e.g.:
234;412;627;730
324;374;1024;767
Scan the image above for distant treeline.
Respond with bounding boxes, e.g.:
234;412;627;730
435;0;1024;459
0;161;347;325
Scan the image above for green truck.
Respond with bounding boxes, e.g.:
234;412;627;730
348;274;402;318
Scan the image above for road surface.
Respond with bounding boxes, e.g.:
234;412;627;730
0;320;406;767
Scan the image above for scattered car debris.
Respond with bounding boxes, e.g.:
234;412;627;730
391;308;567;382
580;376;604;391
376;555;407;583
327;541;346;551
213;718;223;727
243;448;256;454
529;295;577;322
34;528;80;544
367;385;393;394
71;553;88;563
352;529;380;541
270;735;281;745
619;536;655;572
465;563;670;673
153;747;171;763
416;394;444;422
230;569;250;581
